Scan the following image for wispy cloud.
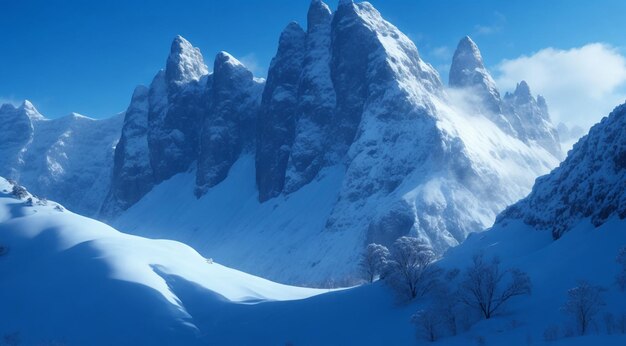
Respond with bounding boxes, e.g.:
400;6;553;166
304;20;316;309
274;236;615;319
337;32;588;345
474;11;506;36
239;53;266;77
431;46;451;60
0;96;19;106
495;43;626;129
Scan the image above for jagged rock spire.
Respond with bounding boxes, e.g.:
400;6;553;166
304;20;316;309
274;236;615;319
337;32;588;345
337;0;354;8
449;36;486;87
18;100;44;120
513;80;533;101
165;35;208;88
308;0;332;31
449;35;508;127
256;22;306;201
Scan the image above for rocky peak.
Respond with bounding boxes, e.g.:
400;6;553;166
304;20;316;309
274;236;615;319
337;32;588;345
502;80;562;157
196;52;262;196
255;22;306;202
512;80;533;102
165;35;208;90
19;100;44;120
337;0;354;8
449;36;503;117
449;36;485;87
307;0;332;31
213;51;253;84
537;94;549;116
0;103;16;114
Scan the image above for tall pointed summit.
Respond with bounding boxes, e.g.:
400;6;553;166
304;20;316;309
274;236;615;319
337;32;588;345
449;36;502;115
165;35;209;89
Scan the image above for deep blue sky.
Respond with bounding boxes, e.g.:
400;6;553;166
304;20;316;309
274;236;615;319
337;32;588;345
1;0;625;119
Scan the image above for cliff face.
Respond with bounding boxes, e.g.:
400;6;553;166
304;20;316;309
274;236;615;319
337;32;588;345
498;102;626;239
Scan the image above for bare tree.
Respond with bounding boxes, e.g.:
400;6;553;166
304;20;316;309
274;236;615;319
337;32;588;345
543;325;560;342
605;312;615;335
412;309;440;342
458;253;532;319
434;269;461;336
618;313;626;334
359;243;390;283
616;247;626;291
561;280;606;335
386;236;437;299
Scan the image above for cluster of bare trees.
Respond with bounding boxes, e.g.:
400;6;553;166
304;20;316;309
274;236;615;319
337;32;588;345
412;253;532;341
360;241;626;343
549;246;626;340
359;237;438;299
360;242;533;342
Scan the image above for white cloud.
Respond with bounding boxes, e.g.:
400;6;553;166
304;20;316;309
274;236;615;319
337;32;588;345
474;11;506;36
239;53;266;77
474;24;499;36
431;46;451;60
495;43;626;130
0;97;19;106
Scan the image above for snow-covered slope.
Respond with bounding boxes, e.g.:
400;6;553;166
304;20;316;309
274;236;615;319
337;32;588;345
4;126;625;346
435;219;626;345
0;101;123;216
432;103;626;344
0;177;330;345
498;101;626;239
110;0;561;286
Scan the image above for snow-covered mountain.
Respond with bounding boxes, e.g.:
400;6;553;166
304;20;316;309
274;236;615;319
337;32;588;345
449;36;562;158
107;0;562;285
2;94;625;344
0;101;122;216
497;101;626;239
100;36;264;218
434;100;626;345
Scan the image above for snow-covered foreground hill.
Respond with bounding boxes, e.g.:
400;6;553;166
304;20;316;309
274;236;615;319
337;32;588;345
435;219;626;345
3;178;626;345
0;178;328;345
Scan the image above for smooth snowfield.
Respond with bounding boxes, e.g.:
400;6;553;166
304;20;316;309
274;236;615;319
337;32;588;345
0;178;333;345
3;176;626;345
114;155;359;286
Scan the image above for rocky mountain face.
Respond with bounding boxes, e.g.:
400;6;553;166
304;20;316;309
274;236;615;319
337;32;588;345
256;22;306;201
0;101;123;216
449;36;562;159
498;101;626;239
196;52;262;195
100;37;263;217
107;0;562;284
502;82;562;158
2;0;565;284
